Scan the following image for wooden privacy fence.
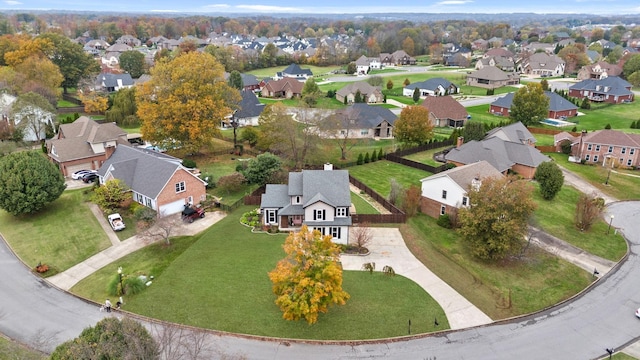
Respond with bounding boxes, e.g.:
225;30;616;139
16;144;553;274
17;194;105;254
349;175;406;224
385;154;448;173
528;127;579;137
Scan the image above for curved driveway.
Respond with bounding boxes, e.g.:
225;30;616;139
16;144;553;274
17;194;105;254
1;201;640;358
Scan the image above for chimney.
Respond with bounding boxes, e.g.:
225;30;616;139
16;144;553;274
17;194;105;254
104;145;116;160
456;136;464;148
324;163;333;171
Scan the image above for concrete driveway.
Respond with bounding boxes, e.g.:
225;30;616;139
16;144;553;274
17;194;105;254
340;227;492;329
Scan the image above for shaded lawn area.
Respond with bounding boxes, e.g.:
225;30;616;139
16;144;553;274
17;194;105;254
347;161;432;197
401;214;593;320
73;206;448;339
351;191;380;215
531;183;627;262
0;190;110;276
548;153;640;201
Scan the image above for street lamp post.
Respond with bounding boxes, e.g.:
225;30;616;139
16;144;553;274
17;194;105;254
607;215;614;235
118;266;125;295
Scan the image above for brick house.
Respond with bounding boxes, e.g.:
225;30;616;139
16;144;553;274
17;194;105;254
490;91;578;119
335;81;384;104
46;117;129;177
97;145;207;215
421;95;469;127
260;164;351;244
568;76;634;104
260;78;304;99
554;129;640;168
466;66;520;89
323;103;396;139
420;160;504;219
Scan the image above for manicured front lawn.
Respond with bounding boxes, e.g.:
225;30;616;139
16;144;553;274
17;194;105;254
72;206;448;339
347;161;432;197
548;153;640;201
402;214;593;320
532;183;627;261
0;190;111;275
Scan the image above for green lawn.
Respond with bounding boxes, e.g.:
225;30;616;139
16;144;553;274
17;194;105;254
532;183;627;261
402;214;594;320
72;206;448;339
0;336;46;360
56;99;79;108
403;145;451;166
351;191;380;214
0;190;111;275
347;161;432;197
547;153;640;201
246;65;342;79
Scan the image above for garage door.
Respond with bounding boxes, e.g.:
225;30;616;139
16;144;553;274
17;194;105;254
159;199;186;216
65;163;93;177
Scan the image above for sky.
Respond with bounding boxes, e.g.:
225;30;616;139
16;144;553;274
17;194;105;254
0;0;639;15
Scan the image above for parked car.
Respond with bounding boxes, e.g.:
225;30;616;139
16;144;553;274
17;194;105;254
71;169;96;180
182;204;205;223
81;173;99;183
107;213;126;231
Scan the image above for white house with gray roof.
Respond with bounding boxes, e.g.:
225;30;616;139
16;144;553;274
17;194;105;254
260;165;352;244
402;78;459;97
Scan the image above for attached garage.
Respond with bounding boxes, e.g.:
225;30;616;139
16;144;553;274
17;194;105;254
63;162;93;177
158;199;187;216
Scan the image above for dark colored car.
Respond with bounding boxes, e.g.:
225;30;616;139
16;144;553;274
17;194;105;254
182;205;205;223
81;173;99;183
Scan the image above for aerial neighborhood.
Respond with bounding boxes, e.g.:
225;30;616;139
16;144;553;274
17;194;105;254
1;8;640;359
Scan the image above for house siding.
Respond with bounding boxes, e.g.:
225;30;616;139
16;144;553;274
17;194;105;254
511;164;536;179
156;169;207;215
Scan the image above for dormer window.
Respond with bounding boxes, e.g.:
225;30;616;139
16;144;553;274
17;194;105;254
292;196;301;205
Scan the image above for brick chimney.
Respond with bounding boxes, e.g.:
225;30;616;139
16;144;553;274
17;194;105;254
104;145;116;160
456;136;464;148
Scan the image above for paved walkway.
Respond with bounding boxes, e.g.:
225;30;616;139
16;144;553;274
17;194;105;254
340;227;493;330
47;209;226;291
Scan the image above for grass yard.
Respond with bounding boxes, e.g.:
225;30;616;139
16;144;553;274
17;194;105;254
351;191;380;214
547;153;640;201
56;99;79;108
402;214;594;320
0;336;46;360
347;161;432;197
72;206;448;339
0;190;111;276
246;65;342;78
532;183;627;261
569;101;640;133
403;145;451;166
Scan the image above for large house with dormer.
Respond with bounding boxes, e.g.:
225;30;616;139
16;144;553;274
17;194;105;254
568;76;634;104
554;130;640;169
275;63;313;81
403;78;459;97
260;165;352;244
490;91;578;119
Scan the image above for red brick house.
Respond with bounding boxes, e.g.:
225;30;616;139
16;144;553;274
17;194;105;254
260;78;304;99
554;130;640;169
421;96;469;127
568;76;634;104
490;91;578;119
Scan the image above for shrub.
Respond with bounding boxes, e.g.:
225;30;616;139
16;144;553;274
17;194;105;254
134;206;157;222
216;172;246;194
378;149;385;160
437;214;452;228
571;126;578;132
182;159;197;168
357;153;363;165
201;173;215;189
605;123;611;129
240;209;261;227
363;152;370;163
35;262;49;273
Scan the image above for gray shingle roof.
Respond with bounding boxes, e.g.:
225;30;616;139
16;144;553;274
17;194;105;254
486;121;536;145
98;146;197;199
340;103;397;128
404;77;454;91
282;63;313;76
446;136;549;170
234;90;264;119
420;160;504;189
491;91;577;112
48;117;128;162
569;76;633;96
336;82;380;99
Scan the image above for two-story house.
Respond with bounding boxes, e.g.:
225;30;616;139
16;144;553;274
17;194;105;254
568;76;634;104
260;164;352;244
420;160;504;219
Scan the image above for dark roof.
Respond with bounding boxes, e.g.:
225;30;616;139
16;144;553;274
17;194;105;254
569;76;633;96
421;95;468;120
491;91;577;112
48;117;128;162
97;73;134;88
405;77;454;91
282;63;313;76
339;103;397;128
486;121;536;145
234;90;264;119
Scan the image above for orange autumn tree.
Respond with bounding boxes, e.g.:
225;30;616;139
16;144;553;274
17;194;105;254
268;225;350;324
136;51;240;154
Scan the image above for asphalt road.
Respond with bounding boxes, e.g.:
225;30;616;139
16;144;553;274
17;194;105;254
1;201;640;358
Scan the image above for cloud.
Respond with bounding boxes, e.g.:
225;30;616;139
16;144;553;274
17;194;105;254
436;0;473;5
4;1;22;5
204;4;231;9
235;4;304;12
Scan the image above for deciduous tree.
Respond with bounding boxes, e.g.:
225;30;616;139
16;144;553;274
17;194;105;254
510;82;548;126
242;152;282;186
105;87;138;126
227;70;243;90
0;150;66;216
458;176;537;261
91;179;130;212
575;192;605;231
119;50;146;78
11;92;56;141
136;51;240;154
318;109;359;160
394;105;434;147
534;161;564;200
462;121;485;142
268;225;350;324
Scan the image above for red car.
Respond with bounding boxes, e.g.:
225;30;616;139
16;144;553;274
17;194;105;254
181;205;205;223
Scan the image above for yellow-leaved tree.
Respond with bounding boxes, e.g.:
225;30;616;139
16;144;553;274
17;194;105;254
136;51;241;154
268;225;350;324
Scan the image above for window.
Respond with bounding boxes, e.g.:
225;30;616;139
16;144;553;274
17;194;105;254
336;207;347;217
622;147;626;154
442;190;447;199
608;146;613;153
313;227;326;235
360;130;369;135
628;159;633;166
146;198;152;207
175;181;186;193
595;145;600;151
266;209;277;224
631;148;635;155
620;158;624;164
587;144;592;151
593;155;599;162
314;209;325;221
136;193;144;203
440;205;446;216
330;227;341;239
585;154;590;161
292;196;301;205
462;197;468;206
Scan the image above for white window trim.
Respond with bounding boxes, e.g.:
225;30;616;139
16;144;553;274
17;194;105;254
175;181;186;193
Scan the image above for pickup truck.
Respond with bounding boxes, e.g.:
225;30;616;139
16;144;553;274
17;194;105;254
181;205;205;223
108;213;126;231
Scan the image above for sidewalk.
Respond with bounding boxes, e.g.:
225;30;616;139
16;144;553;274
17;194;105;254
47;210;226;291
340;227;493;330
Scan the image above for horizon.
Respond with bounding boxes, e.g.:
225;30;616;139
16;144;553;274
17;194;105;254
1;0;639;15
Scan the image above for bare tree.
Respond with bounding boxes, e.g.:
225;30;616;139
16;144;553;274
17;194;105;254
388;178;403;206
318;108;359;160
144;213;181;245
575;192;605;231
351;223;372;250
